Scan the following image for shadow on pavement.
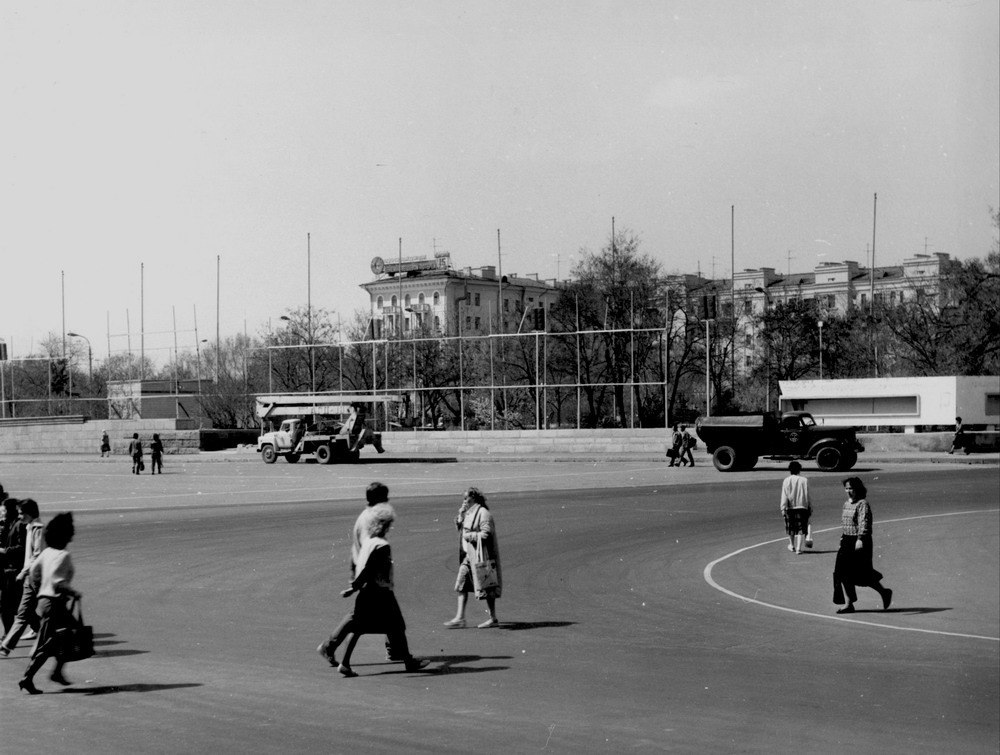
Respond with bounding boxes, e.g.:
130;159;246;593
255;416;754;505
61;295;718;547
355;654;512;676
60;682;204;696
500;621;577;631
94;649;151;658
849;607;951;615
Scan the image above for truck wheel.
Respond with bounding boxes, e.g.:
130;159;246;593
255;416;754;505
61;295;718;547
315;444;333;465
712;446;739;472
285;453;300;464
816;446;843;472
737;455;759;471
261;445;277;464
841;451;858;471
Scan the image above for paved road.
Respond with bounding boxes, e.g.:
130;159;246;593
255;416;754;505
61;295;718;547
0;459;997;753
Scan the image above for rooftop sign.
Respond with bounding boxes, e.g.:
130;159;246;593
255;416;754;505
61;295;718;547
371;252;451;276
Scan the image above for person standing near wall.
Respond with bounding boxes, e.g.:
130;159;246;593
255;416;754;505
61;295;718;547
150;434;164;475
100;431;111;458
128;433;144;475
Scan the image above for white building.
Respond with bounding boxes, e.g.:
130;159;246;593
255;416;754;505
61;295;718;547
359;252;562;337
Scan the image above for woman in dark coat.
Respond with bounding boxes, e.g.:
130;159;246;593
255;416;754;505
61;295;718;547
833;477;893;614
334;505;427;677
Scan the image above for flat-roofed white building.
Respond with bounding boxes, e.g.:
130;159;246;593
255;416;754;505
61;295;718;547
778;376;1000;431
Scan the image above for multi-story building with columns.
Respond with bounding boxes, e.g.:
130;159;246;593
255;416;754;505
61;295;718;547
359;252;562;338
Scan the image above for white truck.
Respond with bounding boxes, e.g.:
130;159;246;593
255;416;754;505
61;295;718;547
255;394;398;464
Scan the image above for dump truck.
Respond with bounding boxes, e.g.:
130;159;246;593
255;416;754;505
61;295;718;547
255;394;400;464
695;411;864;472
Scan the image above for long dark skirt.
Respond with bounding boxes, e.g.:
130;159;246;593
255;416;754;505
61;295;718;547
833;535;883;604
351;586;406;636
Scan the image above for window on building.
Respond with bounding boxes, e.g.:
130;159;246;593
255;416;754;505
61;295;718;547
528;297;534;304
745;332;752;348
418;292;425;304
743;299;752;315
376;296;383;308
860;293;867;307
433;316;440;331
889;291;896;304
374;320;383;338
404;294;411;307
474;293;480;306
391;295;397;307
465;316;471;329
503;298;509;311
745;356;753;369
826;295;836;309
475;317;481;330
433;291;440;305
403;316;410;332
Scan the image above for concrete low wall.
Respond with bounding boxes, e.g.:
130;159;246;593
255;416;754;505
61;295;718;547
0;418;201;455
1;420;995;457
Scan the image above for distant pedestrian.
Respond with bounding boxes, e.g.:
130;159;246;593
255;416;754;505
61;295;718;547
318;482;400;665
667;424;683;467
150;434;164;475
444;487;501;629
128;433;144;475
832;477;892;614
325;501;428;677
679;425;696;467
100;431;111;458
948;417;966;455
18;512;82;694
780;461;813;553
1;499;44;656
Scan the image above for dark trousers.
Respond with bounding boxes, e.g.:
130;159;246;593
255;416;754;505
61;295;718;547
327;607;400;659
1;570;22;635
22;596;68;682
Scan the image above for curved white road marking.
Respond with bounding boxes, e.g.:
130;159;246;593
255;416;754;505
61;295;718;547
704;509;1000;642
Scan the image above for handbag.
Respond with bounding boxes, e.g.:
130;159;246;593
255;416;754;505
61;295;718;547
59;597;95;662
471;538;499;597
666;448;678;459
138;459;145;471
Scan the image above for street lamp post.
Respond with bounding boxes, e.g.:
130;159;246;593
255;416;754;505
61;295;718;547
817;320;824;380
753;288;771;412
67;332;92;383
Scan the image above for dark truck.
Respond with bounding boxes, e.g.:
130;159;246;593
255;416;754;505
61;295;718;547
695;411;864;472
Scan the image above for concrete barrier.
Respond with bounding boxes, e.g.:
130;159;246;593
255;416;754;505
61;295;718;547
0;418;200;455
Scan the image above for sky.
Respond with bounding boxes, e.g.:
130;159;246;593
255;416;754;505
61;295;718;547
2;0;998;363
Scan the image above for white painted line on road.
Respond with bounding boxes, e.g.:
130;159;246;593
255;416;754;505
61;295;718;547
704;509;1000;642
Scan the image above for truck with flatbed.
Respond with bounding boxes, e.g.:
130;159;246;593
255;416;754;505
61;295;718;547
695;411;864;472
255;394;400;464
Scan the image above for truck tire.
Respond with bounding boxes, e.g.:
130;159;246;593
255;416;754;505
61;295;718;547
261;445;277;464
285;453;300;464
816;446;843;472
737;455;759;471
712;445;739;472
841;450;858;471
315;444;333;465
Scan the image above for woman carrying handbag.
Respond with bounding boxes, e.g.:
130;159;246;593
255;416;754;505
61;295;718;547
444;487;502;629
18;512;81;695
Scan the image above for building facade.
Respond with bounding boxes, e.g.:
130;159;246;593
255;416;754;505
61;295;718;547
359;252;563;337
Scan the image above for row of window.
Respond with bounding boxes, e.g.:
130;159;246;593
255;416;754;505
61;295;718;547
374;291;547;311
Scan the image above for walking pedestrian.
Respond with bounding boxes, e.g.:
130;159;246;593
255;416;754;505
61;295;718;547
318;482;400;665
1;499;44;655
679;425;696;467
0;498;26;636
444;487;502;629
948;417;967;455
100;431;111;458
667;424;683;467
18;512;82;694
128;433;144;475
150;433;164;475
832;477;893;614
325;503;428;677
780;461;813;553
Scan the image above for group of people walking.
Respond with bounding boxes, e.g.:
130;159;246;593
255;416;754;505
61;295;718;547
125;432;164;475
1;483;82;694
779;464;893;613
667;424;697;467
318;481;502;678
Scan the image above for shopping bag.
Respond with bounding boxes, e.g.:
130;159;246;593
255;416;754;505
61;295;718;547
471;539;499;597
666;448;678;459
60;597;95;662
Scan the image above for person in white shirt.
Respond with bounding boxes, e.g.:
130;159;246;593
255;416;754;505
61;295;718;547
780;461;813;554
18;512;81;695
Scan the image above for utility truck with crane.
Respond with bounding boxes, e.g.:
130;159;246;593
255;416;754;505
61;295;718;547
255;394;400;464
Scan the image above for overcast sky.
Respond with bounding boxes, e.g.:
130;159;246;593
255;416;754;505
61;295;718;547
2;1;997;362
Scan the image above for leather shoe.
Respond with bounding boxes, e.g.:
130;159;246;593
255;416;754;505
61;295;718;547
442;618;466;628
882;588;893;610
477;618;500;628
49;671;71;686
836;605;855;614
18;678;42;695
338;664;357;678
404;658;429;671
317;642;337;667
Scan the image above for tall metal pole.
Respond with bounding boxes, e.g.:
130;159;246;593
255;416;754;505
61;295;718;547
818;321;824;380
497;229;502;334
731;205;735;396
705;318;712;417
172;306;179;418
62;270;70;399
307;232;314;394
870;192;879;378
216;255;221;384
140;262;145;380
398;237;403;336
194;304;202;397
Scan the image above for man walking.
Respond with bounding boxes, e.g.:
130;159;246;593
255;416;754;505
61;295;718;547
780;461;813;553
